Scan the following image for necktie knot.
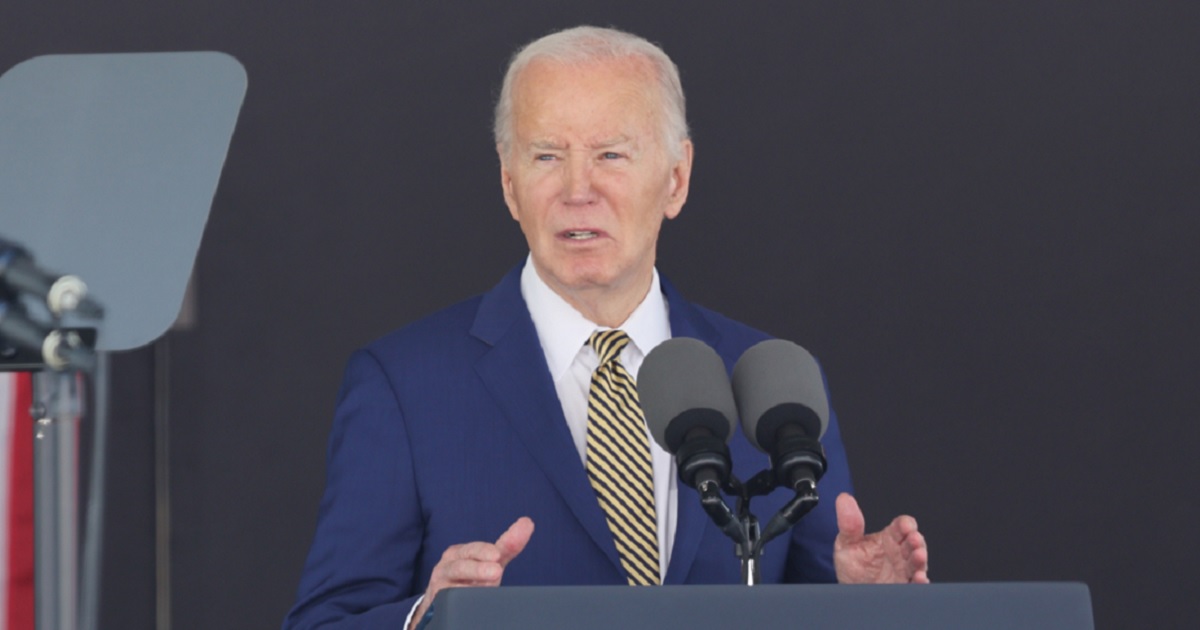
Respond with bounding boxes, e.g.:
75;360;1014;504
589;329;631;366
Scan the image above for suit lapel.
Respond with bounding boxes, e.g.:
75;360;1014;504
470;266;624;575
660;274;723;585
469;267;726;584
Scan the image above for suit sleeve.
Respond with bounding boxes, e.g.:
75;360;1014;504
283;349;426;628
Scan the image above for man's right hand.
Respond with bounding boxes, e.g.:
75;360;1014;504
409;517;535;630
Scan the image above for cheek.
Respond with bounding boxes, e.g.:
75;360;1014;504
631;181;673;222
508;174;548;215
521;171;564;205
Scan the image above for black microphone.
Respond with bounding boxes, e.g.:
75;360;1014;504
732;339;829;492
0;237;104;318
639;337;738;491
640;337;747;545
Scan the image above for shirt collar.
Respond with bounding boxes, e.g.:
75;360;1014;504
521;255;671;381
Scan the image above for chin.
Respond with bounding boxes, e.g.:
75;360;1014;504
559;272;616;292
549;265;621;293
537;253;609;283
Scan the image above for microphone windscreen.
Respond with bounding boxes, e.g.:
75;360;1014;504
638;337;737;454
732;339;829;452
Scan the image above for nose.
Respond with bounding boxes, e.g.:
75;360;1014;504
561;154;594;205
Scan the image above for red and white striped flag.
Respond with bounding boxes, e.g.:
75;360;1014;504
0;372;34;630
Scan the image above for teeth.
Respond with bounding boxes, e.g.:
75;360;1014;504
567;231;598;239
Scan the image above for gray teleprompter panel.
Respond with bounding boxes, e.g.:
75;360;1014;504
0;52;246;351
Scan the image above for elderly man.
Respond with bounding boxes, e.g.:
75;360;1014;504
285;25;928;630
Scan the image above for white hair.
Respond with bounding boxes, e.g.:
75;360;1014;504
493;25;690;161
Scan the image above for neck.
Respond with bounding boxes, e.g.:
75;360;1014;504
540;269;653;329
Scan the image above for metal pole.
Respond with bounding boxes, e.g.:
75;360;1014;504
154;337;173;630
32;369;83;630
79;352;109;630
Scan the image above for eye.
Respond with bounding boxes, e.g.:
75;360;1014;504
601;151;623;160
535;154;557;161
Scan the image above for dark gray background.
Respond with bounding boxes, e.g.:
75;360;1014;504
2;2;1197;629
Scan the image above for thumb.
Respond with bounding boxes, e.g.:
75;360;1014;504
835;493;865;545
495;517;535;566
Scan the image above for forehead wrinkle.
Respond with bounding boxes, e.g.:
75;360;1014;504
511;58;664;157
525;135;636;152
529;139;565;150
592;135;633;149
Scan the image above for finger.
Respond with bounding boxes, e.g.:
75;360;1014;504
439;557;505;585
410;597;433;630
908;543;929;572
886;515;919;543
835;493;865;545
894;531;926;571
495;517;535;566
895;528;924;554
445;541;502;564
911;569;930;584
876;515;916;549
904;530;926;554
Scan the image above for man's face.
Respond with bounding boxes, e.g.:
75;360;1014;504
500;56;692;305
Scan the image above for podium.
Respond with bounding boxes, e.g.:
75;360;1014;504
427;583;1094;629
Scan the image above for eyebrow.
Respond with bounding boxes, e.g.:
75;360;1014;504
529;140;565;151
592;136;632;149
526;136;633;151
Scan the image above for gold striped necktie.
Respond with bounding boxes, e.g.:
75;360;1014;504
585;329;661;586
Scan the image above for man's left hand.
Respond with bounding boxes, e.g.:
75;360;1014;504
833;493;929;584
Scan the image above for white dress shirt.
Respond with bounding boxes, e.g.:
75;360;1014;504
520;256;678;580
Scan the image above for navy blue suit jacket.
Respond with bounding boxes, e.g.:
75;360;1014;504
284;265;853;628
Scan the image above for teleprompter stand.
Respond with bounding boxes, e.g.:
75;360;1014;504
0;52;246;630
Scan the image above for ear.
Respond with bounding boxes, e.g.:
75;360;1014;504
663;139;693;221
498;144;520;221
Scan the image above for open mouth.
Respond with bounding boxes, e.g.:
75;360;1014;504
565;230;599;240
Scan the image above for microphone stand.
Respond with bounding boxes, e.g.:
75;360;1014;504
752;478;820;562
701;469;822;586
669;423;827;585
